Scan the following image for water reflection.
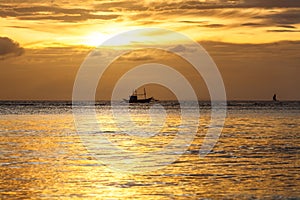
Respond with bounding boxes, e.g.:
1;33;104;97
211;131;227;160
0;102;299;199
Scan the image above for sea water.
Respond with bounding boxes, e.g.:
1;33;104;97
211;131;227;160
0;101;299;199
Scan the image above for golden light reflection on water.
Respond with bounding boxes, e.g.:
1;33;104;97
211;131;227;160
100;109;182;153
0;106;299;199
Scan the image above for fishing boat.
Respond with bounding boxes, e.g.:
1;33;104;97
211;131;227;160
124;88;154;103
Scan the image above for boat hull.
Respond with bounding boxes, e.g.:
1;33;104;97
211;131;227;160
129;97;153;103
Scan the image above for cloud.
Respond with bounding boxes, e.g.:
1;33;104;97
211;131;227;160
242;0;300;8
267;29;300;33
146;0;300;11
169;44;197;53
255;9;300;25
169;44;187;53
93;1;147;12
179;20;208;24
2;0;300;28
200;40;300;61
120;51;155;61
241;22;265;27
2;0;300;47
0;37;24;60
17;13;119;22
200;23;225;28
5;25;30;29
4;0;300;10
0;4;119;22
277;25;297;29
123;1;300;31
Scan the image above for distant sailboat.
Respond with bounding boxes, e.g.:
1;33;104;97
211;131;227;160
273;94;277;101
125;88;154;103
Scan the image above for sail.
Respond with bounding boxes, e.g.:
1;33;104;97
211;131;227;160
273;94;277;101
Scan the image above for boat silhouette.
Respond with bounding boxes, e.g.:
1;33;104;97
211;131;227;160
125;88;154;103
273;94;277;101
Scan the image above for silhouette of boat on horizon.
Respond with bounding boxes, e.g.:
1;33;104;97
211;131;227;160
124;88;155;103
273;94;277;102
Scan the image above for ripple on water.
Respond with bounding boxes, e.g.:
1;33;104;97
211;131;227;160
0;101;299;199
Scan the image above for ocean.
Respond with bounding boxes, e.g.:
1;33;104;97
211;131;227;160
0;101;299;199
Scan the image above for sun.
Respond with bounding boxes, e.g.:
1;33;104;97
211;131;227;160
82;32;110;47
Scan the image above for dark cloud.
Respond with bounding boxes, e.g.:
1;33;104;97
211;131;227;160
255;9;300;25
130;8;253;24
0;37;24;60
0;4;119;22
17;13;119;22
1;0;300;31
5;25;30;29
128;1;300;30
1;0;300;27
242;0;300;8
200;23;225;28
241;23;265;27
3;0;300;10
179;20;225;28
149;0;300;12
277;25;296;29
267;29;300;33
180;20;208;24
94;1;147;12
236;9;300;30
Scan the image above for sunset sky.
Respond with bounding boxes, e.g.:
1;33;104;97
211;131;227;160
0;0;300;100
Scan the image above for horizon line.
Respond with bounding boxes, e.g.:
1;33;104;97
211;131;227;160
0;99;299;102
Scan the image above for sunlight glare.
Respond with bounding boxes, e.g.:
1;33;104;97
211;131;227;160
83;32;110;47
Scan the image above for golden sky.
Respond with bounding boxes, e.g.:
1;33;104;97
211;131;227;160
0;0;300;100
